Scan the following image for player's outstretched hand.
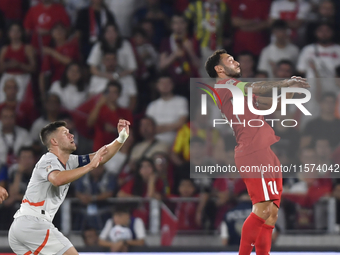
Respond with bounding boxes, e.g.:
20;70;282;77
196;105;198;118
286;76;310;89
0;186;8;204
90;146;108;169
117;119;130;135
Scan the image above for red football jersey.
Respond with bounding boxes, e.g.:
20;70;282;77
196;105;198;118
215;78;280;157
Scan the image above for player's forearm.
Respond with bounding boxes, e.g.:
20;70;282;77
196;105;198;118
126;239;145;246
99;140;124;165
49;164;94;187
245;80;288;96
99;239;114;248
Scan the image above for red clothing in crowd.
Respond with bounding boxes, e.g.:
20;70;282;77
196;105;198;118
121;177;164;227
24;3;70;49
283;179;333;208
3;44;29;74
0;0;22;21
93;105;133;151
229;0;271;56
169;194;200;231
41;39;79;82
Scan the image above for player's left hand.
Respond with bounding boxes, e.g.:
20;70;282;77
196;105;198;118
117;119;130;135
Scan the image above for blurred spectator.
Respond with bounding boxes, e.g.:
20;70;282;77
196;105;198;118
185;0;231;76
230;0;271;56
99;206;145;252
131;28;158;82
306;0;340;44
258;20;299;78
0;0;24;23
75;164;116;229
0;107;32;167
297;22;340;79
269;0;311;44
133;0;172;49
39;23;80;100
117;158;164;226
172;178;200;231
0;78;38;129
30;93;63;145
237;51;255;78
254;71;269;79
300;92;340;148
0;146;35;230
104;0;144;37
171;106;221;166
220;191;252;246
3;146;35;208
159;13;200;96
146;76;188;146
87;81;133;151
49;62;87;111
140;19;155;46
0;22;36;103
87;23;137;78
89;50;137;111
24;0;70;50
274;60;295;78
152;152;174;196
75;0;115;58
82;227;106;252
117;158;164;200
130;117;169;164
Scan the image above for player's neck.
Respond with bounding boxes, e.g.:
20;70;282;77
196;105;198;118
49;148;70;166
217;74;229;81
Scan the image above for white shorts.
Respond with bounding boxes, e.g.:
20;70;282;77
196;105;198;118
9;215;73;255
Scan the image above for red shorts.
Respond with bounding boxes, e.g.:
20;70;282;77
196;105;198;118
235;147;282;208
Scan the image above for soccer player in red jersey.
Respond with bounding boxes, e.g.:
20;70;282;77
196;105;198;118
205;49;309;255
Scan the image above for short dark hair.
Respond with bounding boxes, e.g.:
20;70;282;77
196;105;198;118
271;19;288;31
113;204;131;214
205;49;228;78
276;59;294;69
40;121;67;147
141;116;156;128
106;80;122;95
18;146;34;157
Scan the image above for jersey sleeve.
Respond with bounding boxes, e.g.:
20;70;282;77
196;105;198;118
99;219;113;241
39;157;62;181
133;218;146;239
68;154;91;169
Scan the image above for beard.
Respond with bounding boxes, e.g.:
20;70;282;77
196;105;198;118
223;65;241;78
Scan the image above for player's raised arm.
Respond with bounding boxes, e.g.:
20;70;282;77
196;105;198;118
243;76;310;96
89;119;130;165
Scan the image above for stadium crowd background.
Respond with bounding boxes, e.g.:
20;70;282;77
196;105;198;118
1;0;340;252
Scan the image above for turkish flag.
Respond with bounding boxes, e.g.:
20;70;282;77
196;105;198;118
161;203;178;246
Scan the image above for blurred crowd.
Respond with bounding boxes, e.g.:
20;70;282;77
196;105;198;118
1;0;340;251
